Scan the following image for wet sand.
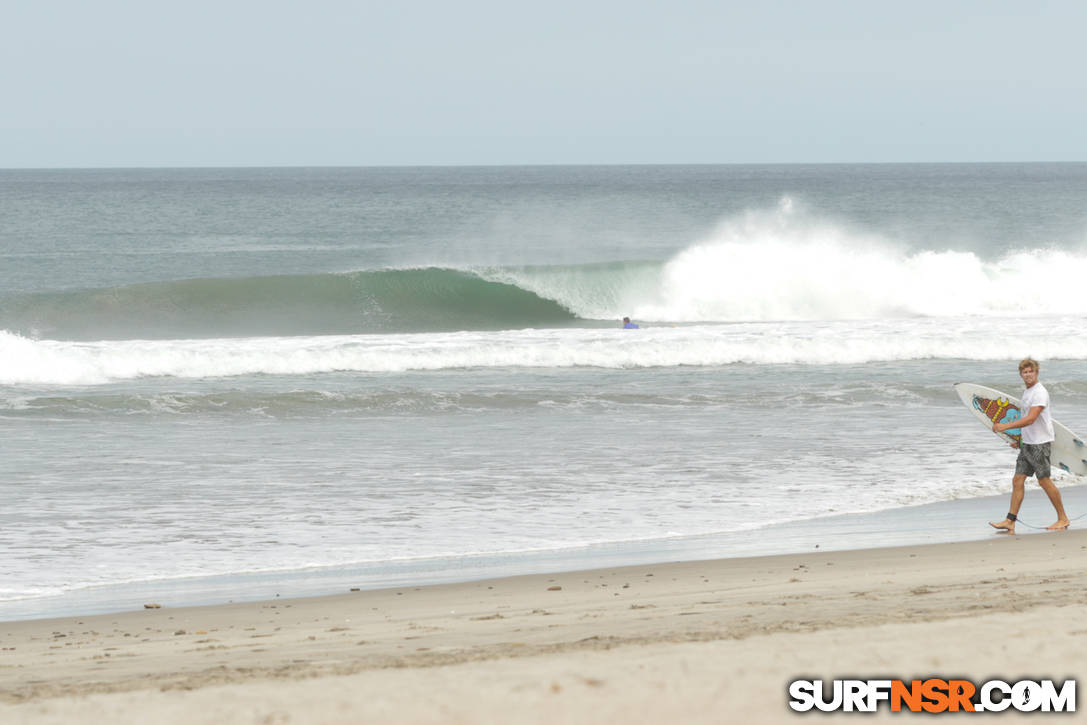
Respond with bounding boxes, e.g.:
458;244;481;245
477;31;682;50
3;529;1086;723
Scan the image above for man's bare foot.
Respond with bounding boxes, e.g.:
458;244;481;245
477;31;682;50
1046;519;1070;531
989;519;1015;534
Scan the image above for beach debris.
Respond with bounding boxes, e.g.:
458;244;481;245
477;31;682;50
174;629;186;635
143;603;162;609
350;588;360;592
547;585;562;591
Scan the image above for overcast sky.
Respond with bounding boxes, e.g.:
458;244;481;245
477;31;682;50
5;1;1086;167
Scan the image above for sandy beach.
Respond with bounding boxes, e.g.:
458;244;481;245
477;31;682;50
3;528;1086;724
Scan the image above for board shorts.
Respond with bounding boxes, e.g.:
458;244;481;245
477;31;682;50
1015;442;1052;479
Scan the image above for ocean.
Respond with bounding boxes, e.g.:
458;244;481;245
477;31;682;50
3;163;1087;620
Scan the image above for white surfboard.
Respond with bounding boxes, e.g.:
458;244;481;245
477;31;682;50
954;382;1087;477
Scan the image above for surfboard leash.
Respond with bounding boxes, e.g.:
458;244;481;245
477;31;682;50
1006;510;1087;530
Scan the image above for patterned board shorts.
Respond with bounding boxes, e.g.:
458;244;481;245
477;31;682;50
1015;442;1052;479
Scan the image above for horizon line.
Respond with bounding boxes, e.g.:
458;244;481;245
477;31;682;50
3;159;1086;172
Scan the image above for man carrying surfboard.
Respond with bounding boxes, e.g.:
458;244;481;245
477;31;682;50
988;358;1071;533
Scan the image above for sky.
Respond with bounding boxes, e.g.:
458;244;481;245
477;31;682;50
4;0;1086;167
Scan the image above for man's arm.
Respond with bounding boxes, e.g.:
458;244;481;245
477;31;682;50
993;405;1044;434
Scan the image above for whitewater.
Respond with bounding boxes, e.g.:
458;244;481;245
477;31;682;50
2;163;1086;619
5;315;1087;386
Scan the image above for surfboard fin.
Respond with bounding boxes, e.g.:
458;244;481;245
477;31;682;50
1074;438;1085;447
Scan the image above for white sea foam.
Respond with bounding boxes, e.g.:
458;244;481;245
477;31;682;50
643;240;1087;321
489;203;1087;322
4;315;1087;385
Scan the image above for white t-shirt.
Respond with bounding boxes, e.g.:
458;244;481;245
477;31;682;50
1019;382;1055;444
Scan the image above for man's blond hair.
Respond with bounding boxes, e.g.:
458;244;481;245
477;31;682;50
1018;357;1040;373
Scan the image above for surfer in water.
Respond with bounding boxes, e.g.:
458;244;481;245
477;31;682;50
622;317;639;329
988;358;1071;533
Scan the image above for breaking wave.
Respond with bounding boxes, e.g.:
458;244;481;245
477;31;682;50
4;202;1087;342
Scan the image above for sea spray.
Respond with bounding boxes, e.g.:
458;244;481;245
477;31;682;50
630;205;1087;321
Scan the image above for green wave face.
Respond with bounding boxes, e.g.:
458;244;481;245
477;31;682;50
0;268;581;340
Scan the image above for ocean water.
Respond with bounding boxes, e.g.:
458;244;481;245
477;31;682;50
3;164;1087;620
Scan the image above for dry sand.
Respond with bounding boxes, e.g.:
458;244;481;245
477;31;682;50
3;530;1086;723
